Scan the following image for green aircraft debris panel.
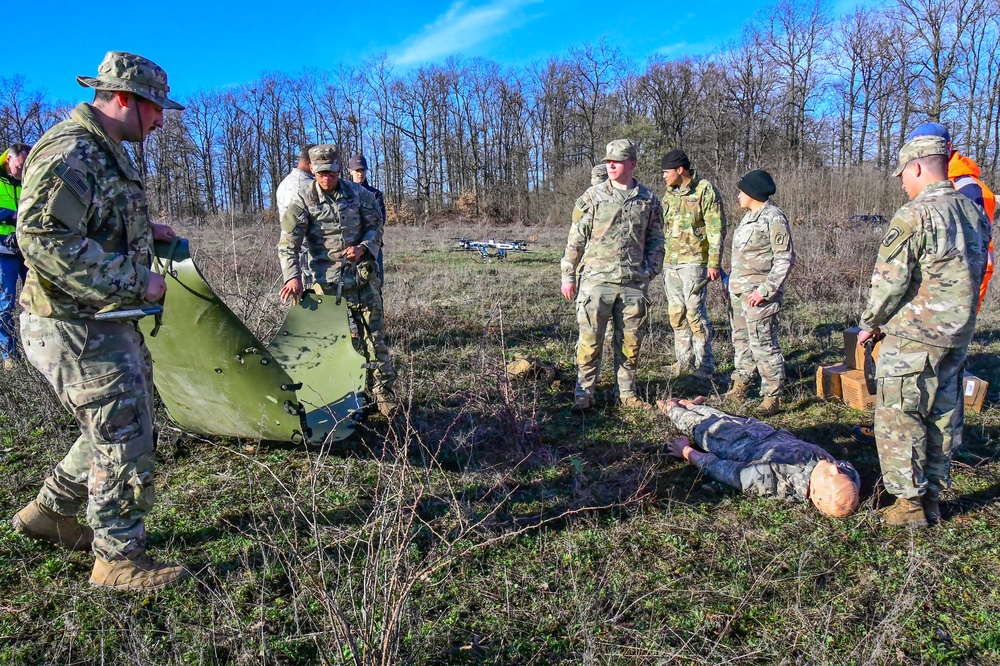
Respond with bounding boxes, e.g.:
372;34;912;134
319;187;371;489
140;239;303;442
266;288;367;444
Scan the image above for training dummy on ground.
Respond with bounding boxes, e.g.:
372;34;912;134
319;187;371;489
657;397;860;518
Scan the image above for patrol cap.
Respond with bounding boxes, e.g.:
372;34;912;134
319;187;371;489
77;51;184;111
348;155;368;171
893;135;948;177
908;121;950;144
590;163;608;185
309;145;341;173
603;139;637;162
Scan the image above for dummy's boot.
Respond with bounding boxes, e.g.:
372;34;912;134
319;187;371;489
91;553;190;590
620;396;652;410
723;379;751;403
12;500;93;551
757;396;781;417
879;498;928;528
921;492;941;524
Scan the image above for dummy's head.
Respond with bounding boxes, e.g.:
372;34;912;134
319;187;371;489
809;460;860;518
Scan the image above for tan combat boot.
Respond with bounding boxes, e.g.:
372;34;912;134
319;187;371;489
879;498;928;528
757;396;781;417
572;395;595;412
722;379;751;402
922;493;941;524
91;554;190;590
12;500;93;551
373;390;399;418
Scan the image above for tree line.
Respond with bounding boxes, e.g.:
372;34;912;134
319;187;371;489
2;0;999;225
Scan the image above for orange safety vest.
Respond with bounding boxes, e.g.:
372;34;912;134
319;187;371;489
949;152;994;311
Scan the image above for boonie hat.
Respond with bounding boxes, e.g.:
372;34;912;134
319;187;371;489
348;155;368;171
309;145;341;173
77;51;184;111
603;139;637;162
893;135;948;177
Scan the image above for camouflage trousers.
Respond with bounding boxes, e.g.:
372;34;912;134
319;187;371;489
875;335;965;500
663;264;715;373
729;292;785;398
574;281;649;400
322;278;395;394
20;313;155;560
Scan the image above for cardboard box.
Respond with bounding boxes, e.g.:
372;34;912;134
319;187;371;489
964;372;989;414
816;363;849;400
843;327;881;371
841;369;877;410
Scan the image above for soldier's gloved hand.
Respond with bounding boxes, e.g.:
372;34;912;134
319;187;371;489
561;283;577;300
145;273;167;302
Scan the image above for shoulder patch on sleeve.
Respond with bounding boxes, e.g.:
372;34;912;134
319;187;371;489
879;213;917;259
770;219;791;252
53;161;91;201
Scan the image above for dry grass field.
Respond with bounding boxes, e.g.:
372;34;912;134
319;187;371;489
1;214;999;665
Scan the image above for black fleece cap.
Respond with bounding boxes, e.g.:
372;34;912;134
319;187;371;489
737;169;776;201
660;149;690;170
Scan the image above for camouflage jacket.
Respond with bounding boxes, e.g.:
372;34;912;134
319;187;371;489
667;403;860;501
860;180;990;348
16;103;153;319
662;173;726;268
728;202;795;299
278;178;383;286
561;180;665;287
275;167;314;218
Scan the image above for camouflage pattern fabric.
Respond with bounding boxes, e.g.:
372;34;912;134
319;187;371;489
21;313;155;561
14;101;162;561
574;282;648;400
17;104;154;320
874;335;965;500
729;292;785;397
76;51;183;111
728;202;795;300
727;201;794;397
860;180;990;348
663;264;714;373
662;174;726;269
590;164;608;186
666;402;860;500
561;178;664;400
861;178;990;501
560;180;665;288
278;178;394;392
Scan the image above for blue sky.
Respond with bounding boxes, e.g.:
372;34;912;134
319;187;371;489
9;0;859;103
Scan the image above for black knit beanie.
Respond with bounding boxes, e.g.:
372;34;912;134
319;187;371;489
737;169;776;201
660;149;690;170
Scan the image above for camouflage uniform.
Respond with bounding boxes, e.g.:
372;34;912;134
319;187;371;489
861;137;991;501
561;144;665;402
662;174;726;374
278;150;394;393
666;402;860;499
16;96;169;560
728;202;795;397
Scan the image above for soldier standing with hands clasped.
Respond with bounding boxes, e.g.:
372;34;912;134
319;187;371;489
11;52;189;590
857;136;990;527
723;170;795;416
561;139;665;411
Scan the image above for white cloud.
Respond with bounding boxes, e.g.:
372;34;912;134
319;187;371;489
392;0;540;66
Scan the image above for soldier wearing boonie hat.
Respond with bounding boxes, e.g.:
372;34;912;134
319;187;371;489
278;145;397;417
561;139;665;411
12;51;188;590
858;133;991;528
